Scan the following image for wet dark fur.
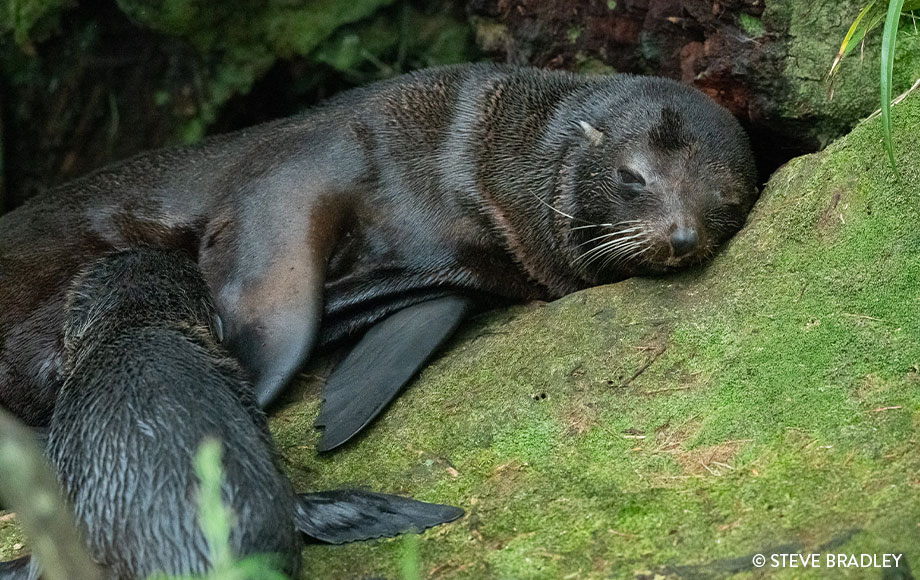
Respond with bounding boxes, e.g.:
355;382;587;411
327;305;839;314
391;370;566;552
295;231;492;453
47;249;301;579
26;249;461;579
0;63;758;421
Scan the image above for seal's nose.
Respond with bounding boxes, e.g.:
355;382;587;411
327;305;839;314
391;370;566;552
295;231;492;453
670;227;698;257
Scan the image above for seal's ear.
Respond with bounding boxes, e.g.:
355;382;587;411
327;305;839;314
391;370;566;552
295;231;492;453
578;121;604;146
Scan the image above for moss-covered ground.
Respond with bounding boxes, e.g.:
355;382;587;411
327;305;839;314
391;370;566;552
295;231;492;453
282;93;917;578
2;74;919;580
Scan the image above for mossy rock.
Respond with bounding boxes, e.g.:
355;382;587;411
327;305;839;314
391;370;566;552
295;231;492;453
2;86;919;580
282;95;917;577
764;1;920;148
467;0;920;171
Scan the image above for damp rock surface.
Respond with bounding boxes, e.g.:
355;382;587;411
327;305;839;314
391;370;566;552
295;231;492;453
1;48;919;580
276;91;920;578
467;0;920;177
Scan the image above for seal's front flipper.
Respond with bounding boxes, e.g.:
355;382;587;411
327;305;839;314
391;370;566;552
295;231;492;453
0;556;31;580
229;303;322;409
294;490;464;544
315;295;476;452
214;246;326;410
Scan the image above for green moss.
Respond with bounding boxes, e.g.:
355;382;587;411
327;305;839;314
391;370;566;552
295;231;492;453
4;23;920;578
112;0;393;56
119;0;395;140
470;16;509;54
1;0;475;152
764;0;920;146
277;91;920;577
315;2;474;78
0;0;73;46
639;30;662;64
566;26;582;44
110;0;464;141
0;515;23;561
738;12;765;38
129;0;474;142
574;52;616;76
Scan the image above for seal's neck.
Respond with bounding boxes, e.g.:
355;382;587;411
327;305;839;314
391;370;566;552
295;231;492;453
469;130;589;299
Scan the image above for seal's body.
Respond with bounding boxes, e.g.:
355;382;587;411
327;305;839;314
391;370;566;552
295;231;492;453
49;249;301;579
0;64;758;447
7;249;461;580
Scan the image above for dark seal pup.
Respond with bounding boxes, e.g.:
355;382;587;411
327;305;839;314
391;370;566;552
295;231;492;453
0;249;462;580
0;63;758;451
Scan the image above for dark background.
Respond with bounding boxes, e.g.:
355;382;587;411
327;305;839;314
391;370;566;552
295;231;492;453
1;0;903;214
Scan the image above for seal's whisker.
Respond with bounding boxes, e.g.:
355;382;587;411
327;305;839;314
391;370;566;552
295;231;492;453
627;245;654;264
597;239;651;269
577;238;636;265
599;245;650;271
630;245;656;266
577;233;647;262
570;219;641;232
580;236;649;268
575;229;649;262
574;232;618;249
600;234;651;259
608;219;643;228
574;227;644;249
583;227;648;249
529;191;586;223
601;241;652;269
570;223;613;231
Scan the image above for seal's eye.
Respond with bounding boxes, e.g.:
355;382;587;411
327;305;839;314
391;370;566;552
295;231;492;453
617;168;645;187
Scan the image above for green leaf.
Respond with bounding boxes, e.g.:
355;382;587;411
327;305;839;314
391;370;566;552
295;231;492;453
400;533;421;580
194;438;234;575
829;1;920;79
829;0;879;78
880;0;906;172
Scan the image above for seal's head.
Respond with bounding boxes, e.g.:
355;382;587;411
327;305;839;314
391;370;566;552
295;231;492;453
65;248;222;357
558;76;758;284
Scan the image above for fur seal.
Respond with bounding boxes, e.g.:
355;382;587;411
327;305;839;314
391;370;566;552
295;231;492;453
0;63;758;451
0;249;462;580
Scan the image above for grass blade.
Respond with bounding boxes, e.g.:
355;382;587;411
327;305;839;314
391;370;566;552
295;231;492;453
195;439;234;575
829;1;878;78
880;0;906;172
400;533;421;580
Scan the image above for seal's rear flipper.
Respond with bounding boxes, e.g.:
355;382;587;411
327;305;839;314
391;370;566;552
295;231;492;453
315;295;476;452
0;556;31;580
294;490;464;544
